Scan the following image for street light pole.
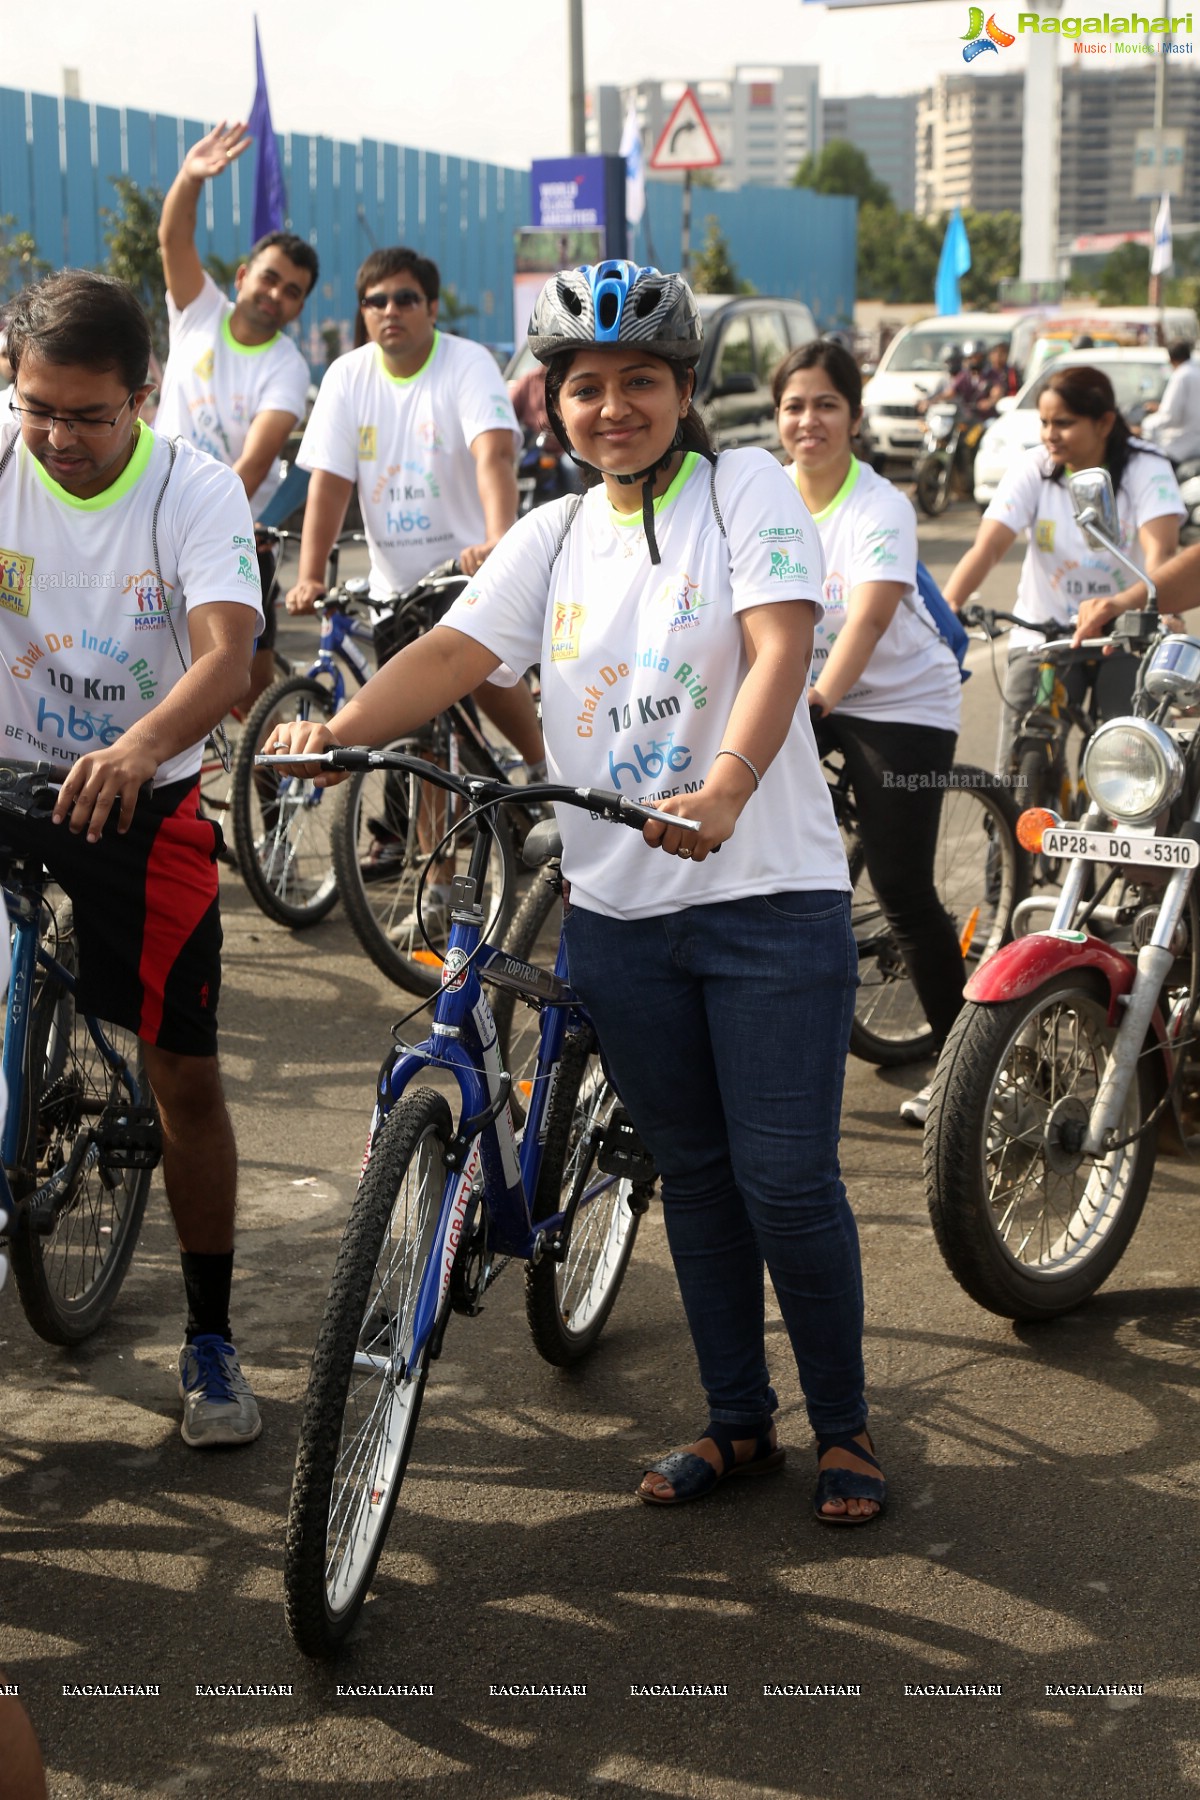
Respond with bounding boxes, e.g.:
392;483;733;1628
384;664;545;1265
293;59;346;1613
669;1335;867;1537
568;0;586;154
1148;2;1170;306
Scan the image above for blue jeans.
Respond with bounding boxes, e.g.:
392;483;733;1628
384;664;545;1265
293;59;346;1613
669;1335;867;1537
563;891;865;1442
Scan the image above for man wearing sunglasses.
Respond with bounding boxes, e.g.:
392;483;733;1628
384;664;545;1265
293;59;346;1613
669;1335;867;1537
285;247;542;779
0;270;264;1450
157;120;317;704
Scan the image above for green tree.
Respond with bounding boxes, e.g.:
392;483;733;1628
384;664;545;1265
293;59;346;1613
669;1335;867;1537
793;139;892;209
957;209;1022;309
0;215;50;302
1093;240;1150;305
204;251;242;292
102;177;168;362
689;215;753;295
438;283;477;332
857;205;939;303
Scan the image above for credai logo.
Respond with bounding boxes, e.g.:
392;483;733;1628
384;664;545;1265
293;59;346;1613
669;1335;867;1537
962;8;1016;58
964;8;1194;61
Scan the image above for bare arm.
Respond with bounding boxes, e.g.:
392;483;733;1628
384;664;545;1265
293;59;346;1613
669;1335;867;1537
159;122;251;312
460;429;519;576
286;468;355;611
941;518;1018;612
648;599;816;862
271;624;503;780
1140;510;1181;577
52;601;257;840
809;581;906;714
234;409;298;507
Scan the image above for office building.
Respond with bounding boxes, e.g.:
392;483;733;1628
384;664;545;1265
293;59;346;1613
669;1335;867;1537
821;94;919;212
588;67;821;189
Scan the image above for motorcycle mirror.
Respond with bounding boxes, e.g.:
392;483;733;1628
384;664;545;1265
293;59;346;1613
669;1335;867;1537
1067;467;1121;548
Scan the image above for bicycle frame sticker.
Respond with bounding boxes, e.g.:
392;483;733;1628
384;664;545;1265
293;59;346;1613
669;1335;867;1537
441;947;470;991
437;1142;481;1312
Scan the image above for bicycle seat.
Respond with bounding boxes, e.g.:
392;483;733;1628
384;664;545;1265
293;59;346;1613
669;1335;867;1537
522;818;562;868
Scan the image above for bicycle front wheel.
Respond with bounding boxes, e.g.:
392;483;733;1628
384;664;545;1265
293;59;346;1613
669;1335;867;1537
526;1032;644;1365
850;764;1028;1067
8;910;155;1345
285;1089;452;1659
231;675;340;928
331;726;517;995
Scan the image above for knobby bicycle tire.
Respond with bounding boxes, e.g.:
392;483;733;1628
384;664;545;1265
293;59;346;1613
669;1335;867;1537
285;1089;453;1658
7;908;154;1344
331;725;518;996
848;764;1028;1067
525;1030;644;1365
231;674;340;928
199;651;292;865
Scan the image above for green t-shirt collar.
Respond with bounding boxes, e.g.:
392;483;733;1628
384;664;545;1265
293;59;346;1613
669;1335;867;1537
609;450;702;528
805;455;862;526
27;421;156;511
377;331;441;386
221;311;281;356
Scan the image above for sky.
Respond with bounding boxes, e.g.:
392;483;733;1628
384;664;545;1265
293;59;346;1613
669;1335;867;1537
0;0;1042;170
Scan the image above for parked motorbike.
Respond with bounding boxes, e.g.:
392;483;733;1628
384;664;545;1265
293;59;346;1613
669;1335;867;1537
914;403;984;517
925;464;1200;1320
516;429;583;517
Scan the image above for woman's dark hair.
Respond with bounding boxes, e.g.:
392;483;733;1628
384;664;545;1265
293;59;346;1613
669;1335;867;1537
542;349;715;484
770;339;862;415
5;269;151;390
1042;363;1144;491
353;246;440;348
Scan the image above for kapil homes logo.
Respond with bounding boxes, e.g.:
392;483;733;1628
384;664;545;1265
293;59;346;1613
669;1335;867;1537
962;8;1015;58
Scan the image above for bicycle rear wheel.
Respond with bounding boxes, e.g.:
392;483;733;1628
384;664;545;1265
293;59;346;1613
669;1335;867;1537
231;675;340;928
489;865;562;1100
525;1031;644;1365
7;908;155;1345
331;725;517;995
285;1089;452;1658
849;765;1028;1067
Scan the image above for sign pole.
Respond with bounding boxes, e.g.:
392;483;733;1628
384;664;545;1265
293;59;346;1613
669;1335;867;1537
680;170;692;279
1149;2;1170;307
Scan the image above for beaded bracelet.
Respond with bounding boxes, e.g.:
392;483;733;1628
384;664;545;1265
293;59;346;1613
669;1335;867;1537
716;748;761;792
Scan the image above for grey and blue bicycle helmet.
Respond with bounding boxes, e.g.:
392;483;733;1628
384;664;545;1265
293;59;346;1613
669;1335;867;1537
529;261;707;562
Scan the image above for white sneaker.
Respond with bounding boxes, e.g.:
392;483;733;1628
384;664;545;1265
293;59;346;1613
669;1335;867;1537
386;890;451;947
899;1082;933;1128
178;1336;262;1448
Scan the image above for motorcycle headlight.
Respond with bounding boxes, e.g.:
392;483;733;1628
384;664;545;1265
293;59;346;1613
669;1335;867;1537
1081;718;1184;825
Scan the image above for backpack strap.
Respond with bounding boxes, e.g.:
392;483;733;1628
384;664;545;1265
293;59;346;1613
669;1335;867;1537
548;493;584;571
0;431;18;484
708;453;727;539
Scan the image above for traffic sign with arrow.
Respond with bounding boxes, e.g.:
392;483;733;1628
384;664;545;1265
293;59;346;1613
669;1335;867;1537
649;87;722;172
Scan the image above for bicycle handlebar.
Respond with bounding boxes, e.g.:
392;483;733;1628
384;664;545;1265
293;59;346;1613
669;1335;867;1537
254;747;702;836
960;603;1133;663
317;559;464;619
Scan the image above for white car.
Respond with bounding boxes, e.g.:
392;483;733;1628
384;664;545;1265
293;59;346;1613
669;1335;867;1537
862;312;1021;468
973;347;1172;506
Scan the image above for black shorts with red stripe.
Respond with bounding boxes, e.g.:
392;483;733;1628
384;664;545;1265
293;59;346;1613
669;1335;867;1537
5;775;223;1058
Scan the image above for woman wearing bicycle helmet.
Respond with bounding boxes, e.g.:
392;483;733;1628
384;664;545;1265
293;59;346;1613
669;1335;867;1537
942;363;1185;777
774;340;963;1129
276;261;885;1525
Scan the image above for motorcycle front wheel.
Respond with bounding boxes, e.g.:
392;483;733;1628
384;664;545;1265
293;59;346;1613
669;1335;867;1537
915;454;951;517
925;975;1158;1319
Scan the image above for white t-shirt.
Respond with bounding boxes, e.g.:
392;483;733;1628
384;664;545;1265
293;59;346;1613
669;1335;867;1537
983;445;1185;650
441;448;849;920
787;457;961;734
156;273;310;518
1142;358;1200;464
0;422;262;787
297;333;521;598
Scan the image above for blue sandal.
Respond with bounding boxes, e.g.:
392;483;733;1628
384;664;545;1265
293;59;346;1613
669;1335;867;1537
813;1431;887;1526
638;1420;786;1506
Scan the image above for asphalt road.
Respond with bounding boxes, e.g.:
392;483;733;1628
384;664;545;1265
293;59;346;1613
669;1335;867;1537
1;506;1197;1799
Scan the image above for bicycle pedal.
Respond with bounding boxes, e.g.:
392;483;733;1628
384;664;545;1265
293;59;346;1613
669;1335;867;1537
596;1109;657;1184
97;1105;162;1171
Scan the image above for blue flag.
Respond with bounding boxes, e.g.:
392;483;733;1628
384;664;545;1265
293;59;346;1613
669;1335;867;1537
247;18;286;243
935;208;971;316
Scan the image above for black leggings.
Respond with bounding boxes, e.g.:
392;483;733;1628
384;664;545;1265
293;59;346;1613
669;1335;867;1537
818;711;964;1049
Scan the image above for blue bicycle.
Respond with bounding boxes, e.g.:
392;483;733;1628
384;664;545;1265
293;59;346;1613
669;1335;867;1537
275;747;690;1658
0;763;162;1344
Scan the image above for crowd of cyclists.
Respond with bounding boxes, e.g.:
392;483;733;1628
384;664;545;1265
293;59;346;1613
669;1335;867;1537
5;115;1200;1697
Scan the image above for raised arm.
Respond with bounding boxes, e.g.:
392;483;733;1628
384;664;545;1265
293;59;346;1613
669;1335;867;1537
159;122;252;312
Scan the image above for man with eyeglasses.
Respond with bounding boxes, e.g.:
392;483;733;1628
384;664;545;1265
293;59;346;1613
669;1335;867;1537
157;120;317;704
0;270;266;1450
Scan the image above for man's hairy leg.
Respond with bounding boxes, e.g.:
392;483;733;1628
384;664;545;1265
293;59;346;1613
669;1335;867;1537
141;1046;237;1253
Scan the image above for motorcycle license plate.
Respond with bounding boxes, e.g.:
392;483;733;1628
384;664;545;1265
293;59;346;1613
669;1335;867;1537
1041;826;1199;869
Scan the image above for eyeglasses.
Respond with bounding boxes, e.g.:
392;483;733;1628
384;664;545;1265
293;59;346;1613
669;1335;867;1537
360;289;426;312
9;393;138;439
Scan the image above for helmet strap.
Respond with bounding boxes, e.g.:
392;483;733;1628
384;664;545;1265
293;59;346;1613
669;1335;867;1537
616;424;684;566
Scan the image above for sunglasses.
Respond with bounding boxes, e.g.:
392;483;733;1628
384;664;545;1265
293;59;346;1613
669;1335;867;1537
360;289;426;312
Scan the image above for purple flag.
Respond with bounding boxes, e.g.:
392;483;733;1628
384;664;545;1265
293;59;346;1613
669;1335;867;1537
247;18;286;242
